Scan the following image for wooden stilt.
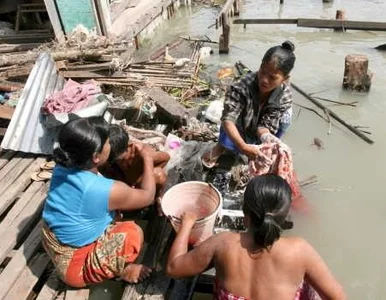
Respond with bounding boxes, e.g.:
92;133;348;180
342;54;372;92
234;0;240;16
335;9;346;31
219;13;230;54
134;35;140;50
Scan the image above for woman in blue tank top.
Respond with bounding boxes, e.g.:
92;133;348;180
42;116;156;287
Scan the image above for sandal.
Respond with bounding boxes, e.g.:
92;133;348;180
31;171;53;182
40;161;56;170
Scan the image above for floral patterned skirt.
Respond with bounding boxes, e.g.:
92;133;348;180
42;221;142;287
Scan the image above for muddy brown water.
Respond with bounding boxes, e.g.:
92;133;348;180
91;1;386;299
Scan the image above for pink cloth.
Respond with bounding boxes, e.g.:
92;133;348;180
249;142;306;211
42;79;101;114
214;278;320;300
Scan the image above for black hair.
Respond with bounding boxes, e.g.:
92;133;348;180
243;174;292;249
53;116;110;169
261;40;296;76
108;124;129;162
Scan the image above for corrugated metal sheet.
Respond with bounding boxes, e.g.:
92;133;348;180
1;53;65;154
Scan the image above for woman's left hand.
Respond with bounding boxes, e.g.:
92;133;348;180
260;132;280;144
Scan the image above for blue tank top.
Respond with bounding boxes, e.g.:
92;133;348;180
43;165;115;247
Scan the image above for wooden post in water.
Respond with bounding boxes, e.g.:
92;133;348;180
343;54;372;92
335;9;346;31
219;13;230;54
234;0;240;16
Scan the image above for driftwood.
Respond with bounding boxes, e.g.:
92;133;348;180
291;83;374;144
313;96;358;107
180;35;218;44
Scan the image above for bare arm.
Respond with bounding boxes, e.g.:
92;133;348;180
302;240;346;300
166;213;218;278
108;145;156;211
153;151;170;169
223;120;247;151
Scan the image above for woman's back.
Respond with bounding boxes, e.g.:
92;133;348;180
215;232;307;300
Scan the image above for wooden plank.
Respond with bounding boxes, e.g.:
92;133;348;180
0;105;15;120
0;151;16;170
0;221;43;299
0;179;47;236
298;18;386;31
0;80;24;92
122;217;173;299
0;153;25;182
66;62;112;71
0;128;6;137
0;155;35;208
4;253;50;300
95;0;113;37
65;288;89;300
0;183;47;263
146;87;188;123
36;270;61;300
60;70;111;78
233;18;298;25
0;157;46;216
168;276;199;300
0;43;42;54
234;18;386;31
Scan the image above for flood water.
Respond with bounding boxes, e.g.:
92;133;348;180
95;1;386;299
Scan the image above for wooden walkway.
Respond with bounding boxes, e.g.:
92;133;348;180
0;150;201;300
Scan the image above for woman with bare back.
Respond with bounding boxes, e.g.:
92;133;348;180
167;174;345;300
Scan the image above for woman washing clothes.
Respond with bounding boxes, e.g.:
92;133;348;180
42;117;156;287
202;41;295;169
167;174;345;300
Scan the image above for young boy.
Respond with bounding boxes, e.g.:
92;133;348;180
100;125;170;201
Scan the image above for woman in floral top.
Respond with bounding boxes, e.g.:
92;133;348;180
202;41;296;168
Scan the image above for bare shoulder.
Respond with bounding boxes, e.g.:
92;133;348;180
276;236;315;257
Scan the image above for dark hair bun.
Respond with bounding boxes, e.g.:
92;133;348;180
282;40;295;52
53;147;74;168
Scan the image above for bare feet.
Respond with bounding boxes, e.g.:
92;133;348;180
121;264;152;283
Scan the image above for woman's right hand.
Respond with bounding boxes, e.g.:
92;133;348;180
181;212;198;227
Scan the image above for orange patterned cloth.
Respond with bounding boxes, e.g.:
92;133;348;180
42;221;142;287
249;142;306;211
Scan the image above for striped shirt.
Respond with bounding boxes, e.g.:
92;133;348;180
221;72;292;138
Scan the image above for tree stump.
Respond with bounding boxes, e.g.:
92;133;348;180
342;54;372;92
